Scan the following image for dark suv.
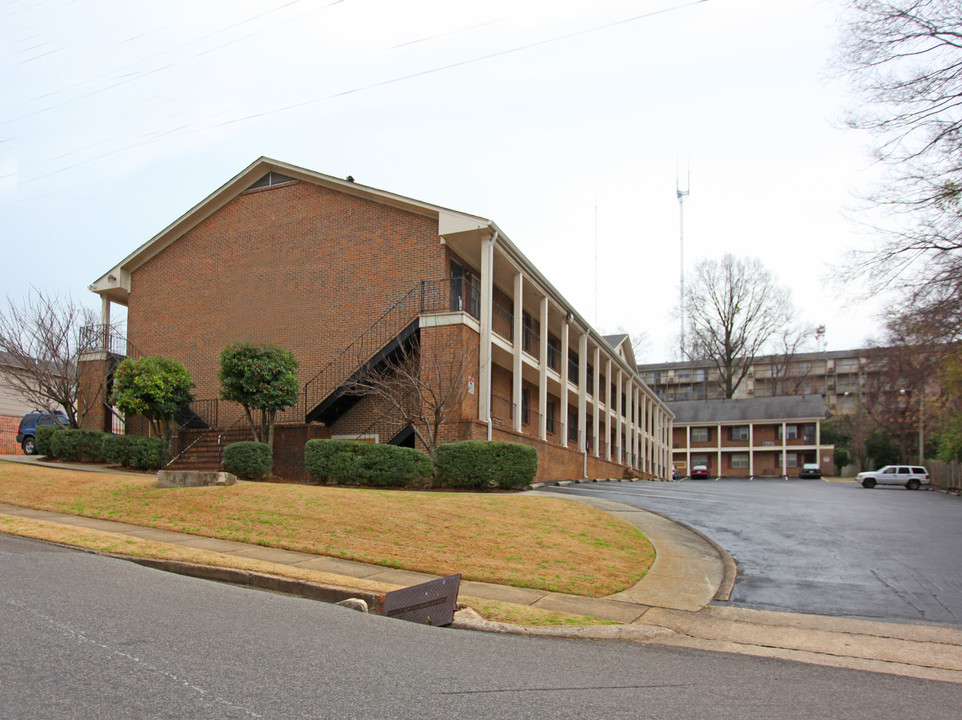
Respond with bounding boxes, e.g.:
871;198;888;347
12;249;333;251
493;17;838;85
16;410;68;455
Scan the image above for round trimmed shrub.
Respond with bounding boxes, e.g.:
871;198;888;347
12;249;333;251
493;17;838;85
128;436;167;470
49;429;108;462
35;424;63;456
223;441;273;480
435;440;538;490
305;439;431;487
101;434;131;466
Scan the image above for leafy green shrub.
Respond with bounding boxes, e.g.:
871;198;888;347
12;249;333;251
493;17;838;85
223;441;273;480
35;424;62;456
100;435;168;470
128;436;167;470
305;440;431;487
48;429;108;462
434;441;538;490
101;434;132;466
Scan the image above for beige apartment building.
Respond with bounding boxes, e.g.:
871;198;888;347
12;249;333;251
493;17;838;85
638;349;880;416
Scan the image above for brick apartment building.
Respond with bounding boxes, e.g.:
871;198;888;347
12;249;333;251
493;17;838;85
669;395;835;478
638;349;882;416
81;158;673;481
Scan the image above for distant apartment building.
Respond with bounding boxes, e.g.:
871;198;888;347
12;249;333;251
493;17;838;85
638;349;880;416
669;395;835;478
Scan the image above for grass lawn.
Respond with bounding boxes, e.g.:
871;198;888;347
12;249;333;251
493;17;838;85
0;462;654;598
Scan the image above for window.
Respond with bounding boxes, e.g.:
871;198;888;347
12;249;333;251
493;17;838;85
783;453;798;468
546;401;557;434
521;388;531;425
693;368;707;382
730;426;749;441
730;453;749;469
778;425;798;440
691;453;709;467
568;408;579;443
678;369;691;382
691;427;709;443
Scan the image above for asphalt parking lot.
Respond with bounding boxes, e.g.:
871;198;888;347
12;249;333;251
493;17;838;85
546;478;962;625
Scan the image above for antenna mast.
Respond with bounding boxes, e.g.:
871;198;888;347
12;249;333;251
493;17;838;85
677;162;690;360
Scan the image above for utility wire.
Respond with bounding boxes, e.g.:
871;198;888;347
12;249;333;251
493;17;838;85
21;0;709;184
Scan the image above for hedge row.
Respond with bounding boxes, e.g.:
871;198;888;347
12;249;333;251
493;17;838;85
101;435;168;470
39;426;168;470
434;441;538;490
305;440;432;487
303;439;538;489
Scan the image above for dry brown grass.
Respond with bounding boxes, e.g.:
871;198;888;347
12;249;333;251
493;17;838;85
0;462;653;597
0;515;611;626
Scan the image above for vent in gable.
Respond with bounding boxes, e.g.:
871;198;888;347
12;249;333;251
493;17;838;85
247;171;298;190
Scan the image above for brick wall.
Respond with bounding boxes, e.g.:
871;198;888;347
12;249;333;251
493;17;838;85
126;180;448;418
0;415;23;454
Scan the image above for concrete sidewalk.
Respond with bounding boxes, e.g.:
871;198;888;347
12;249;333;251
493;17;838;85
2;456;962;683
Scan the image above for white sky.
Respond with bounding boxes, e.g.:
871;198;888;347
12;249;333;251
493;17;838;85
2;0;889;361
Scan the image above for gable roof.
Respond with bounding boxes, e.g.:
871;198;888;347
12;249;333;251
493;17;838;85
668;395;828;424
88;157;489;305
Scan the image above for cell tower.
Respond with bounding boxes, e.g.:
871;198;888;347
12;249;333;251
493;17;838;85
677;162;690;360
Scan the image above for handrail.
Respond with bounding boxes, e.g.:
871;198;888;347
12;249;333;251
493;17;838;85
300;278;468;420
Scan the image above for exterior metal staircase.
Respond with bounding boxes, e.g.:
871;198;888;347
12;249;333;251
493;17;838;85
298;278;464;425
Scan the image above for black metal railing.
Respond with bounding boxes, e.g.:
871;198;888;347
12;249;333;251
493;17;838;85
79;324;128;356
297;278;472;422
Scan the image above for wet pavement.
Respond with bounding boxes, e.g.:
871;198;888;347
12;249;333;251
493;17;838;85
545;479;962;625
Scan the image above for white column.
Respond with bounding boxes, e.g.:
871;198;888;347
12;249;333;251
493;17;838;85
749;422;755;476
686;425;691;476
560;319;569;447
605;358;613;460
478;234;495;427
816;420;822;471
616;368;623;463
782;421;788;476
634;386;641;469
716;423;722;477
512;272;523;433
592;345;600;458
538;297;548;440
625;378;634;468
578;331;587;452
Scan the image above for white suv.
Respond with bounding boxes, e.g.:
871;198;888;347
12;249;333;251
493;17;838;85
855;465;930;490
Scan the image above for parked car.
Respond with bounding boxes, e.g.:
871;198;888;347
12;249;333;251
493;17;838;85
689;465;710;479
672;467;682;480
15;410;68;455
855;465;930;490
799;463;822;479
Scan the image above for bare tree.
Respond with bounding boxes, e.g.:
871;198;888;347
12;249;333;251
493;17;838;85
766;325;816;397
0;289;106;428
684;255;796;399
350;333;468;462
835;1;962;336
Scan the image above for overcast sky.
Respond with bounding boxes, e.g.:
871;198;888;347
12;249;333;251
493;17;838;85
2;0;888;361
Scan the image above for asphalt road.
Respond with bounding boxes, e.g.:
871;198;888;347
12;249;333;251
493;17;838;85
546;479;962;625
4;533;962;719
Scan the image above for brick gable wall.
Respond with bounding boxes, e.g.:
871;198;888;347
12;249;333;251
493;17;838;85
126;181;448;417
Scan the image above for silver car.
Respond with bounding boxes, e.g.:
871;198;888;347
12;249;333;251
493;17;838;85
855;465;930;490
